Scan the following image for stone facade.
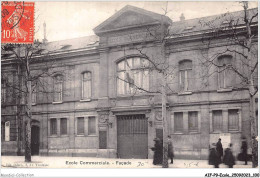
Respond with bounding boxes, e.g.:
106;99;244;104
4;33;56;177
1;5;258;159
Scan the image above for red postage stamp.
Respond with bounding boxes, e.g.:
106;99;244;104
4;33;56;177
1;1;34;44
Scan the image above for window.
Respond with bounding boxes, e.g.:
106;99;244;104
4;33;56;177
4;121;10;141
60;118;67;135
213;110;222;132
82;72;92;99
117;57;149;95
50;118;57;135
53;75;63;102
228;109;239;131
2;80;6;103
179;60;192;92
32;84;37;104
174;112;183;132
77;117;84;135
218;55;233;89
188;111;198;132
88;117;96;135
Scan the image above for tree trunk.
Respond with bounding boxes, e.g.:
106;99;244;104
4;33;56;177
249;78;257;168
17;64;22;156
25;80;32;162
162;75;168;168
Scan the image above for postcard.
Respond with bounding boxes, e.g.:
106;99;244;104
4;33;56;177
1;1;259;177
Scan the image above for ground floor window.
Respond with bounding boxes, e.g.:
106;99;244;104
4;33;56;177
60;118;67;135
213;110;222;132
77;117;84;135
188;111;198;132
228;109;239;131
171;111;201;134
50;118;57;135
174;112;183;133
88;117;96;135
76;116;97;136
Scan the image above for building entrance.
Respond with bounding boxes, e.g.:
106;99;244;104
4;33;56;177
117;114;148;158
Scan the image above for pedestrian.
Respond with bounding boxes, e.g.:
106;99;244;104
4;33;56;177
216;138;223;162
167;135;174;164
151;138;163;165
223;143;235;168
241;137;248;165
208;143;221;168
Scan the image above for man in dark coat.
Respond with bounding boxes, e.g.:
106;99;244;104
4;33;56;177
167;135;174;164
223;143;235;168
151;138;163;165
209;143;221;168
216;138;223;162
241;137;248;165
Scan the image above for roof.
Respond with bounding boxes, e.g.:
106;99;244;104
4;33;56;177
94;5;172;34
1;7;258;58
169;8;258;36
43;35;99;53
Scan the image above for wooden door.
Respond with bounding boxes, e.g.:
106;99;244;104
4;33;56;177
117;115;148;158
31;125;40;155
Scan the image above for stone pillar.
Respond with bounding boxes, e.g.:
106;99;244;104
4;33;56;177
98;48;110;108
69;116;75;152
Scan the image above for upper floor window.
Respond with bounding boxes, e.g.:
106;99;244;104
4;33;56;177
117;57;149;95
1;80;6;103
218;55;233;89
179;60;192;92
53;75;63;102
82;72;92;99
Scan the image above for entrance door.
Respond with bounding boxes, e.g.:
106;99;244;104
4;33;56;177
31;125;40;155
117;114;148;159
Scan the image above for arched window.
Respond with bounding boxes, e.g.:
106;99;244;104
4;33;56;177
53;75;63;102
117;57;149;95
179;60;192;92
82;72;92;99
218;55;233;89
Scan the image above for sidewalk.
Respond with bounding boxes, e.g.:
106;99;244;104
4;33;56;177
1;156;253;168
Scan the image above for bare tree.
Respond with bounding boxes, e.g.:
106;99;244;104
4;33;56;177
1;42;66;162
198;2;258;167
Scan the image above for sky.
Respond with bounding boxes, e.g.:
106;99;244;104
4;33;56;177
34;1;258;42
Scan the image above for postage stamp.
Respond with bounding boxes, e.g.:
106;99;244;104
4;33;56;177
1;1;34;44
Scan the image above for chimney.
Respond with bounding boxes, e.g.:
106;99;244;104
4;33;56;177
42;21;48;44
180;13;185;21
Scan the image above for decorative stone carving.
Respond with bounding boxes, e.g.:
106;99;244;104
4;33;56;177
155;112;162;121
99;114;108;123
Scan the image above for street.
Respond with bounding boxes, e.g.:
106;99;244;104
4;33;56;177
1;156;253;168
